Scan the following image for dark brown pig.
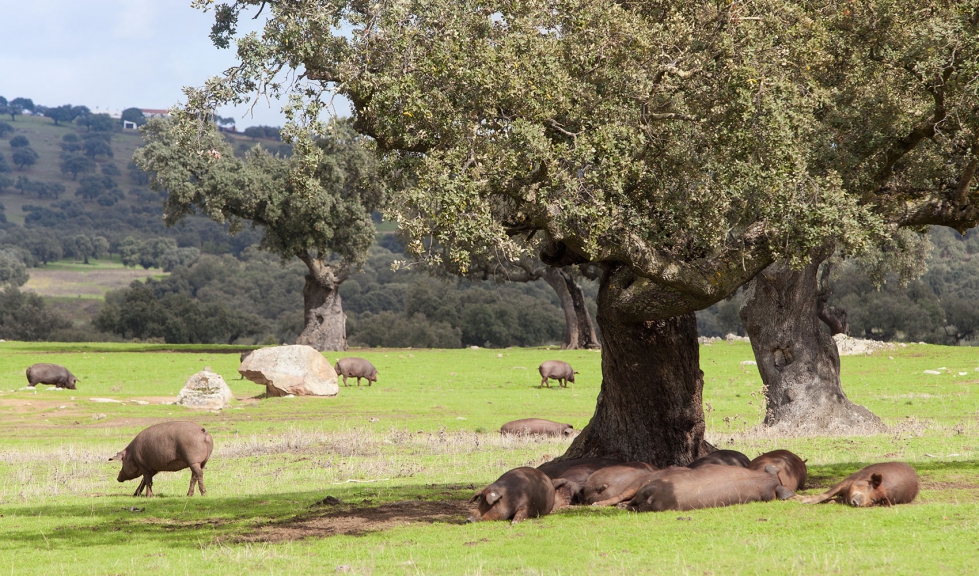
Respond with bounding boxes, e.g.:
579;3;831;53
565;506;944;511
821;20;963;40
688;450;750;469
626;464;794;512
538;360;576;388
749;450;807;491
109;421;214;497
468;467;556;523
501;418;574;437
538;457;622;507
580;462;660;506
25;363;78;389
801;462;919;507
334;357;378;386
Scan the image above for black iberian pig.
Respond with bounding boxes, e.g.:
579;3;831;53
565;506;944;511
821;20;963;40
749;449;807;491
626;464;794;512
800;462;918;507
469;467;557;523
538;360;576;388
500;418;574;437
26;363;79;389
110;421;214;497
334;357;379;386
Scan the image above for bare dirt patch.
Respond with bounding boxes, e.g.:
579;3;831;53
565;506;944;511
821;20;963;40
236;499;473;543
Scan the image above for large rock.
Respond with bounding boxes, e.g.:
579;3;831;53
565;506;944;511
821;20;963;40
238;345;339;397
176;370;233;410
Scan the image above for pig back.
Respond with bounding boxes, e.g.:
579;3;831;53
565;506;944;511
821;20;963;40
128;421;213;472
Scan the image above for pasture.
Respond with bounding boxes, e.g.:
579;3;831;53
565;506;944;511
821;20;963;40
0;340;977;574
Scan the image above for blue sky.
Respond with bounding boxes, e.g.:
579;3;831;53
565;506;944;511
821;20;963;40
0;0;297;128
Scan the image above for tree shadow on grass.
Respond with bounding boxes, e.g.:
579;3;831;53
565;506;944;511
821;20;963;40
0;483;477;550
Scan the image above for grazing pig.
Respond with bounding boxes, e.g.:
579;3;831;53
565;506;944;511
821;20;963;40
801;462;919;507
25;363;78;390
468;467;556;523
538;457;622;507
581;462;660;506
501;418;574;437
538;360;577;388
688;449;751;469
334;357;379;387
749;450;807;491
626;464;794;512
109;421;214;497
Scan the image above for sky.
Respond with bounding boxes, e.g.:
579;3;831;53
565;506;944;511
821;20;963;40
0;0;297;128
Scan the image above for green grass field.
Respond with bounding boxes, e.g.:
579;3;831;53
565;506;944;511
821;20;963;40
0;341;976;574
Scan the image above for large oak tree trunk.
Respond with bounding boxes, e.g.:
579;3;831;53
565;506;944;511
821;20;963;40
295;255;349;352
562;269;713;467
739;260;883;433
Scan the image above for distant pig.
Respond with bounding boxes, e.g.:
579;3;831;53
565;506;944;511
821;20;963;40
25;363;79;390
469;467;556;523
538;360;577;388
110;421;214;497
801;462;918;507
500;418;574;437
334;357;378;387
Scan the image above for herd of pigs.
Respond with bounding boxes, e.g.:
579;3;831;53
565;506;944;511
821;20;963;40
23;359;920;523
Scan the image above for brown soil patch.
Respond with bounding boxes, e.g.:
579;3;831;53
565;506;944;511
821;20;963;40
236;499;472;543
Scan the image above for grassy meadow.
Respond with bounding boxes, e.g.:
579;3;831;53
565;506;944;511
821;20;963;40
0;340;977;574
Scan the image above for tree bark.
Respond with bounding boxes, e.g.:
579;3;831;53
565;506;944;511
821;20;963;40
541;267;580;350
562;269;601;349
739;260;883;433
295;254;349;351
562;267;713;467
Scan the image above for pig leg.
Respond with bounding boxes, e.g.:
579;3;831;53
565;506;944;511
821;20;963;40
593;484;642;507
510;507;530;524
188;463;206;496
800;481;848;504
341;374;348;386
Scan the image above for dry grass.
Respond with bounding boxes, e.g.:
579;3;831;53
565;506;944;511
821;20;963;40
22;266;163;299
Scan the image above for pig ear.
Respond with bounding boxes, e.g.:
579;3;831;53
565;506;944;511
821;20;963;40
485;491;501;505
551;478;568;490
870;473;883;489
109;450;125;461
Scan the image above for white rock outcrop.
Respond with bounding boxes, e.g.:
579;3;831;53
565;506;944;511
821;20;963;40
238;345;339;397
176;370;234;410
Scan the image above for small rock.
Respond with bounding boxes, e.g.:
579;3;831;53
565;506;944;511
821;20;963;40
176;371;233;410
470;345;479;350
93;413;106;421
368;417;379;422
90;398;121;403
740;360;756;365
336;565;352;573
923;370;942;375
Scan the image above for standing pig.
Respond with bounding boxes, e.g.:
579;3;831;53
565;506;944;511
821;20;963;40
469;467;556;523
801;462;918;507
25;363;79;389
538;360;577;388
109;421;214;497
334;357;379;386
500;418;574;437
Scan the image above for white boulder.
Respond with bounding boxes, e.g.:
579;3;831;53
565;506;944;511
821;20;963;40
176;370;234;410
238;345;339;397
